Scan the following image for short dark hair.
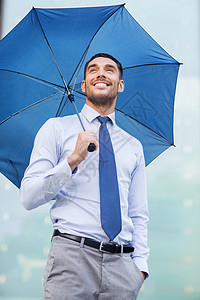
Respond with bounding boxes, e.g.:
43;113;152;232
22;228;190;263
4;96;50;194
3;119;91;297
84;53;123;79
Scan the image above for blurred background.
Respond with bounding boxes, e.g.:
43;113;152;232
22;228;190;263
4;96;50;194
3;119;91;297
0;0;199;299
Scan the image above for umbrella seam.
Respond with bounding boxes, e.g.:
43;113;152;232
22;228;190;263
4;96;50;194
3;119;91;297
33;8;70;95
55;91;67;117
68;4;125;88
67;63;181;87
123;62;181;70
0;91;64;125
0;68;65;91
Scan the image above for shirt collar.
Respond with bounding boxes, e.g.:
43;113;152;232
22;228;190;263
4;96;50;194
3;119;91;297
81;104;116;124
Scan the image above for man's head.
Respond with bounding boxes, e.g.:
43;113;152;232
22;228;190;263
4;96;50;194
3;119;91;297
82;53;124;113
84;53;123;80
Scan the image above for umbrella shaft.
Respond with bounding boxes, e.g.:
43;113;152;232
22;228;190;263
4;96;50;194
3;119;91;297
71;100;86;131
68;94;95;152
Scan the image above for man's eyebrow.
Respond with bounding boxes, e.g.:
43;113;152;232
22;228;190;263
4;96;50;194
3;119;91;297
87;63;97;70
105;64;117;70
87;63;117;71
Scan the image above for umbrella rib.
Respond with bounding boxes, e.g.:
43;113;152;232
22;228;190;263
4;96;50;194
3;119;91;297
67;62;181;91
55;91;67;117
0;68;65;91
33;8;70;95
125;7;181;65
70;90;86;101
123;62;181;71
68;4;125;88
115;108;175;146
69;85;85;96
0;91;64;126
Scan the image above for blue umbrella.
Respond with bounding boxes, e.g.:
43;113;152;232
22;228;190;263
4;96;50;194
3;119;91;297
0;4;181;188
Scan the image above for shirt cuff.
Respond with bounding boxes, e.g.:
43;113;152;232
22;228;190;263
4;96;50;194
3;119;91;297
72;166;78;174
131;256;149;279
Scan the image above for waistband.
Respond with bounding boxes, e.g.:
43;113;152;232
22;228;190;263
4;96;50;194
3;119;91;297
53;230;134;254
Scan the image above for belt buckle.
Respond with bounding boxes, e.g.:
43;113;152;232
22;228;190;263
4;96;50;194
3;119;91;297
99;242;109;253
99;241;119;253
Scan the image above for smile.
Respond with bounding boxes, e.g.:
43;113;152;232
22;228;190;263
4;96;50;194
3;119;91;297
93;81;110;87
94;83;108;87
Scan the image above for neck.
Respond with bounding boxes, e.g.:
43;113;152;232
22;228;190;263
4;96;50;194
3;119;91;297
86;99;115;116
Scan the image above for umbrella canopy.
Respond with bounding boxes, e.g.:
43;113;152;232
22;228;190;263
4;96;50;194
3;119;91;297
0;4;181;188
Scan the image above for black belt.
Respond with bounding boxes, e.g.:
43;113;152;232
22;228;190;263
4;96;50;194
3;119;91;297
53;230;134;254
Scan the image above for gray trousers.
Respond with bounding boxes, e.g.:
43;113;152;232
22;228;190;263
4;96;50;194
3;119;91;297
43;236;143;300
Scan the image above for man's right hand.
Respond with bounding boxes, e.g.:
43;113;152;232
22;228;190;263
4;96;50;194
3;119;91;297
67;131;98;172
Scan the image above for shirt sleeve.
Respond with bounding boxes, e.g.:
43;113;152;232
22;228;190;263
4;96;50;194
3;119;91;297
20;118;73;210
128;143;150;278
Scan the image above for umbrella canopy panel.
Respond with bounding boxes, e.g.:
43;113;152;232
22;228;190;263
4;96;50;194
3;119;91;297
0;4;180;188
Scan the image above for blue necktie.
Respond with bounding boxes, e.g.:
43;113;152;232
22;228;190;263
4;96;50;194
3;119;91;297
98;116;122;241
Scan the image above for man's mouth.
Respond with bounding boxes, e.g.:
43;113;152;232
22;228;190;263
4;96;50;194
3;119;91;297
93;81;110;87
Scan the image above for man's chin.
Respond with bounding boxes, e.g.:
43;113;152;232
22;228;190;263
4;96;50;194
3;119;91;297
87;96;115;108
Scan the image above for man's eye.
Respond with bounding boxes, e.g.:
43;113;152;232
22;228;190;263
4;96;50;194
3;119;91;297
107;69;114;73
90;68;97;73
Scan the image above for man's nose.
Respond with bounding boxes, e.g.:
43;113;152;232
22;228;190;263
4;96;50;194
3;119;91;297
97;68;106;77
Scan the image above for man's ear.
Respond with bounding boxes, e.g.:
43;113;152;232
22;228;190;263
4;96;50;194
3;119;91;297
118;80;124;93
81;80;86;93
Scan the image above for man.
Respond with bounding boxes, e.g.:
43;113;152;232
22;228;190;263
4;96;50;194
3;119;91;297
20;53;149;299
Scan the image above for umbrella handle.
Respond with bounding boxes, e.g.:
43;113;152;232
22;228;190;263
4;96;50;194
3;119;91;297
88;143;96;152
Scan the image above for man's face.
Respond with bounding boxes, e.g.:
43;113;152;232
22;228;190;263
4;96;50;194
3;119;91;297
81;57;124;109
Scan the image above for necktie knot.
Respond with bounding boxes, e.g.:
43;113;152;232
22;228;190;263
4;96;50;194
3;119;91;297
97;116;111;124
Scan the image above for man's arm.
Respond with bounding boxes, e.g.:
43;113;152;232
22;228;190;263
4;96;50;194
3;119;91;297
128;143;150;279
20;119;98;210
20;119;72;210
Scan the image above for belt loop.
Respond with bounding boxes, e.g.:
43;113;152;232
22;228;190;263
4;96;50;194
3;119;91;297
80;237;85;248
120;244;123;257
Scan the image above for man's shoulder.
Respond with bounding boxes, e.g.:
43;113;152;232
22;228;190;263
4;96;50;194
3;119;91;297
43;114;79;128
36;114;80;138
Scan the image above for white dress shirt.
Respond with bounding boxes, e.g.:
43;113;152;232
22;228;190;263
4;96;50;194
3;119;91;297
20;104;149;275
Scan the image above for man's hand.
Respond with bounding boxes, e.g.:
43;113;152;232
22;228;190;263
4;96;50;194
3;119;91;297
67;131;98;172
141;272;145;283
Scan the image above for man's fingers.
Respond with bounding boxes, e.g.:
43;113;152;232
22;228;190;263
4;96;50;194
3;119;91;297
67;131;98;172
78;131;98;150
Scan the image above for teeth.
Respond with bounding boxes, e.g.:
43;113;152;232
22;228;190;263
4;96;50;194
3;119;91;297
95;83;107;87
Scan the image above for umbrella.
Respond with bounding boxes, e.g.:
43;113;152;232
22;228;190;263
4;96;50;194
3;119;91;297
0;4;181;188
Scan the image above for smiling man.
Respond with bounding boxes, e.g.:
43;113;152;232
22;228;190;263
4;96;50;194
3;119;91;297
20;53;149;300
82;55;124;110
